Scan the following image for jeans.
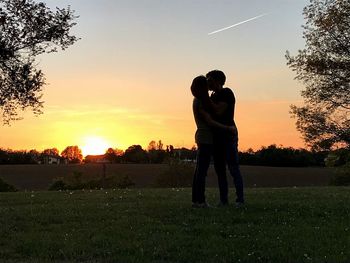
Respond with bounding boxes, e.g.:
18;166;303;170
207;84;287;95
192;144;212;204
213;137;244;203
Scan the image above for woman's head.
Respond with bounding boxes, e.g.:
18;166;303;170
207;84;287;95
191;75;208;99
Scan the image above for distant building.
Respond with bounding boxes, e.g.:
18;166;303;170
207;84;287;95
42;155;60;164
172;148;197;161
42;155;68;165
84;155;109;163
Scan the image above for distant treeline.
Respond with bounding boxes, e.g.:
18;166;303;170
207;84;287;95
0;143;197;165
239;145;328;167
0;149;40;165
0;143;341;167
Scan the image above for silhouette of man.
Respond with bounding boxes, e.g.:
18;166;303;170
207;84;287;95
206;70;244;206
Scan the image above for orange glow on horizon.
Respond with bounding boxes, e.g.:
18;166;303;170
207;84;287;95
0;100;306;154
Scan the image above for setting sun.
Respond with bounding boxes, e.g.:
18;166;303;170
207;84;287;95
81;136;111;156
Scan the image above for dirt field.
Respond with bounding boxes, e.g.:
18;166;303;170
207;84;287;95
0;163;336;190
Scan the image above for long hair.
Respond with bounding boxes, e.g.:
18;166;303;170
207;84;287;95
190;75;208;99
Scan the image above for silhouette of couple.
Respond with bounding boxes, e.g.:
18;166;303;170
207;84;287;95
191;70;244;208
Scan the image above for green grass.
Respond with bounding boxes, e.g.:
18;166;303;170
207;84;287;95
0;187;349;263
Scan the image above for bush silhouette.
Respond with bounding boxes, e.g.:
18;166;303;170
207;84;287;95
0;177;17;192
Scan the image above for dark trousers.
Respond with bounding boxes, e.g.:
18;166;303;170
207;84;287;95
192;144;212;204
213;138;244;203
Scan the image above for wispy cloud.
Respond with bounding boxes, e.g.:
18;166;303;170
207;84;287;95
45;105;132;117
44;105;184;126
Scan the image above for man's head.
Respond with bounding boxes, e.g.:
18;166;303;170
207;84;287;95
206;70;226;92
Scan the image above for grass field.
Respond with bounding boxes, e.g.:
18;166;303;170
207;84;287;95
0;187;349;263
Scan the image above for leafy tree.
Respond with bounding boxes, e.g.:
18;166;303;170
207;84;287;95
0;148;8;163
29;149;40;163
124;145;148;163
148;140;164;151
147;140;166;163
114;148;124;157
61;146;83;164
255;145;317;167
157;140;163;151
286;0;350;150
0;0;78;124
238;145;327;167
326;148;350;185
11;150;34;164
239;150;258;166
104;147;124;163
0;149;37;164
42;148;60;156
166;145;174;157
147;140;157;151
325;148;350;167
148;149;166;163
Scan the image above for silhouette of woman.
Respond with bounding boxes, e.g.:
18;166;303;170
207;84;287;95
191;75;235;207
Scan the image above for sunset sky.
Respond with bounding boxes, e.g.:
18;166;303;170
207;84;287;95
0;0;310;156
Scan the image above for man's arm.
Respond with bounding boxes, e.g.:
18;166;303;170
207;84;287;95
198;107;236;133
210;100;228;116
202;89;234;116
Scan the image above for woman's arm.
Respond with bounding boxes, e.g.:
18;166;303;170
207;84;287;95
199;108;237;134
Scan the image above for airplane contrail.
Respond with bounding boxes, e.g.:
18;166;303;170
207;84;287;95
208;13;268;35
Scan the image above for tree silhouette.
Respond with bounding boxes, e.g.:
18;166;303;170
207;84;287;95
0;0;78;124
124;145;148;163
42;148;60;156
104;147;124;163
147;140;166;164
147;140;157;151
29;149;40;163
157;140;163;151
286;0;350;150
61;146;83;164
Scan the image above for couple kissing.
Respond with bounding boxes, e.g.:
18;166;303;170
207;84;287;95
191;70;244;208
